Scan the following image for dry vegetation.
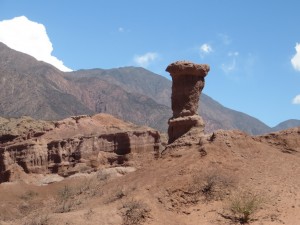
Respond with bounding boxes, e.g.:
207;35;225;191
191;170;235;201
0;170;284;225
218;189;268;224
121;200;151;225
228;191;265;224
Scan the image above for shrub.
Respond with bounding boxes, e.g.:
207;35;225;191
116;190;126;199
83;208;95;219
20;190;38;201
23;214;49;225
58;185;72;202
76;178;102;197
105;188;126;204
191;170;234;201
228;191;264;224
122;200;150;225
97;170;111;181
56;185;74;213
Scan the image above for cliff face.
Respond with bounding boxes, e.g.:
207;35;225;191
0;114;161;183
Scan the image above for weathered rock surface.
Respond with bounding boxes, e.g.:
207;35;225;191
253;127;300;154
166;61;210;144
0;114;161;183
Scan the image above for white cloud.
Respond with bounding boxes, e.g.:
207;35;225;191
291;43;300;71
221;51;239;74
292;95;300;104
133;52;158;68
228;51;239;57
218;33;231;45
0;16;72;72
221;59;236;74
200;43;213;54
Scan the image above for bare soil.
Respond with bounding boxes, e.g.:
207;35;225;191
1;128;300;225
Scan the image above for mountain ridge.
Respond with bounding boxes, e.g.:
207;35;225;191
0;42;299;134
67;66;276;134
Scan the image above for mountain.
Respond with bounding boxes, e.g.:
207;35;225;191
0;42;298;134
0;42;92;120
272;119;300;132
68;68;271;134
200;94;271;134
68;67;171;107
0;42;170;131
68;75;171;131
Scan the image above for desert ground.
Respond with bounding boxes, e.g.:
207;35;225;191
0;119;299;225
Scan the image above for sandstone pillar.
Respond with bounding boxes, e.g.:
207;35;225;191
166;61;210;144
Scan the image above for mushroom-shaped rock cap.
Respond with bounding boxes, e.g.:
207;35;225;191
166;61;210;77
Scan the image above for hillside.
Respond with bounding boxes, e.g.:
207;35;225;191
0;123;300;225
272;119;300;132
0;42;299;134
68;68;272;134
0;42;170;131
0;42;92;119
64;75;171;132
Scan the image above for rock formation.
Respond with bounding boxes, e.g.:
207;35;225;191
0;114;161;183
166;61;210;144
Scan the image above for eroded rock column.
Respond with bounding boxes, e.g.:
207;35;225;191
166;61;210;144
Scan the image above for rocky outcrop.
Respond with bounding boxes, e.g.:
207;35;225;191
254;127;300;154
166;61;210;144
0;114;161;183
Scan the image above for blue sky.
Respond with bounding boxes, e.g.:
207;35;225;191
0;0;300;127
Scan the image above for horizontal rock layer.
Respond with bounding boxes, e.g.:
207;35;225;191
0;114;161;183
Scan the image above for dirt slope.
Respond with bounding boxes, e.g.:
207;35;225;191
0;127;299;225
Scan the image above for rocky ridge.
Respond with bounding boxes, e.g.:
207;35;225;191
0;114;161;183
